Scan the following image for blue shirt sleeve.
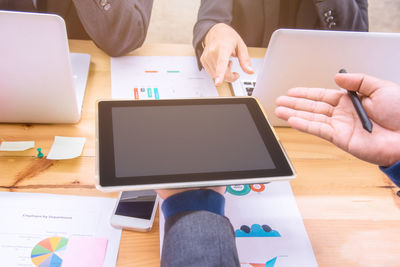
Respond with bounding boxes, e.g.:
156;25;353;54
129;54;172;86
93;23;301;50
379;160;400;188
161;189;225;220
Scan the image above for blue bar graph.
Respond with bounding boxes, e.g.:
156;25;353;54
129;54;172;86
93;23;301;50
154;88;159;99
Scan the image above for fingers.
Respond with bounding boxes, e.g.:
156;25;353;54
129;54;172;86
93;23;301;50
224;61;240;83
286;87;343;106
287;117;334;143
217;60;239;84
275;106;333;142
201;45;240;86
275;95;335;117
237;40;254;74
275;106;331;124
274;87;339;143
334;73;396;97
201;58;213;81
200;23;249;85
214;49;234;85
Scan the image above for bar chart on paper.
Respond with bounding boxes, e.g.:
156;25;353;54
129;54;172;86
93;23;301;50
111;56;218;99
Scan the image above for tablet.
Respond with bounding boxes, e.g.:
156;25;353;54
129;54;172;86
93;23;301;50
95;97;295;192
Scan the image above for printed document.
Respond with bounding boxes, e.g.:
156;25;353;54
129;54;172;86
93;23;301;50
159;181;317;266
0;192;121;267
111;56;218;99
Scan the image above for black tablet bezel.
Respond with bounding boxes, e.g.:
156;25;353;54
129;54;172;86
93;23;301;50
98;98;293;187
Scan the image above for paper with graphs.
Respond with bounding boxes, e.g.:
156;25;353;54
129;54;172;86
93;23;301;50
111;56;218;99
159;181;317;266
0;192;121;267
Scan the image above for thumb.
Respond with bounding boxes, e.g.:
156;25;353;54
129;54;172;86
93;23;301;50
237;40;254;74
335;73;392;97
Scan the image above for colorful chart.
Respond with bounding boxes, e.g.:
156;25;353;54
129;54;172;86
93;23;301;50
265;257;277;267
242;256;277;267
235;224;281;237
226;185;251;196
133;87;159;100
31;237;68;267
250;184;265;192
226;184;267;196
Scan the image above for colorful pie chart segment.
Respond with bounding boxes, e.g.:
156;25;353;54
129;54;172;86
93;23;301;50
31;237;68;267
250;184;265;192
226;185;251;196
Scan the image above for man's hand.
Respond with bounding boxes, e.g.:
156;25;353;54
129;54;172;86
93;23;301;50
275;73;400;166
201;23;254;86
156;187;226;200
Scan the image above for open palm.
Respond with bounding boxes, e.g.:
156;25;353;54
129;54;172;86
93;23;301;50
275;73;400;166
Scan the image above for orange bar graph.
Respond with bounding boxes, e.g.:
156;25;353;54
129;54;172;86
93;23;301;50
134;88;139;100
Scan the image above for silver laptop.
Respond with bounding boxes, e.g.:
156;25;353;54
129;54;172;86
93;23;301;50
0;11;90;123
233;29;400;126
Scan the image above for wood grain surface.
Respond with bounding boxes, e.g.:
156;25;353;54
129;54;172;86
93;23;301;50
0;41;399;267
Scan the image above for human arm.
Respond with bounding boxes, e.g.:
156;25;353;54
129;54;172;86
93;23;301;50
380;162;400;187
274;73;400;182
157;188;240;267
72;0;153;57
193;0;253;85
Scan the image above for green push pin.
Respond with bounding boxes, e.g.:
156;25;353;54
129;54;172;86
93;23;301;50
37;148;44;158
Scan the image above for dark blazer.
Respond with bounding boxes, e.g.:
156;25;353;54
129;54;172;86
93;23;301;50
0;0;153;56
193;0;369;61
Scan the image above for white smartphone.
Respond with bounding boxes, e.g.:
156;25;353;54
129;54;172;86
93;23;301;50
110;190;159;232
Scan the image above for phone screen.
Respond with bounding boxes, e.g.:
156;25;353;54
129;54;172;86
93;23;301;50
115;191;156;220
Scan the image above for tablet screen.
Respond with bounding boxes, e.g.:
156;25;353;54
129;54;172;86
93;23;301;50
98;98;294;188
111;104;275;178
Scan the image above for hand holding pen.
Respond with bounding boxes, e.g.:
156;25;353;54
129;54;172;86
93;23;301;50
338;69;372;132
275;73;400;166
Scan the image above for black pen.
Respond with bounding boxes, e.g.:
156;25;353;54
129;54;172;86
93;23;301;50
338;69;373;133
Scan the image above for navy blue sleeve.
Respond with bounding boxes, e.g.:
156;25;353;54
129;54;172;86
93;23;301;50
379;160;400;188
161;189;225;220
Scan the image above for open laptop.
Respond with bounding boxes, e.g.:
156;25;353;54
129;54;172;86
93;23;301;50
232;29;400;126
0;11;90;123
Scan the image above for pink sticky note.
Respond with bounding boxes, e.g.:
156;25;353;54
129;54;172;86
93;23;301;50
61;237;108;267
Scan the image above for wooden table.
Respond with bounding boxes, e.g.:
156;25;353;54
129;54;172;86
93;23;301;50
1;41;399;267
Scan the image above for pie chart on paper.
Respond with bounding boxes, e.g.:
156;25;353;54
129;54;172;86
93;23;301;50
31;237;68;267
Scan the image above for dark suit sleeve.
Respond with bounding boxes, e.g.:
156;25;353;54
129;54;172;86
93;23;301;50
314;0;368;31
161;211;240;267
193;0;233;65
380;161;400;188
72;0;153;56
